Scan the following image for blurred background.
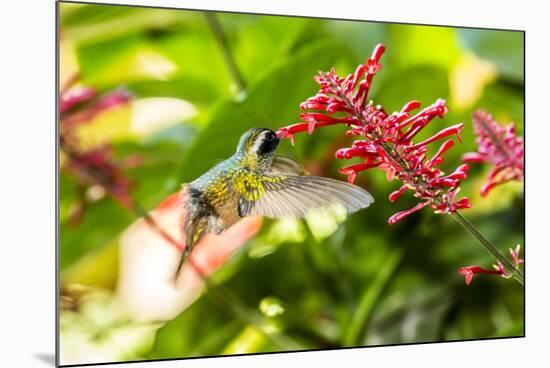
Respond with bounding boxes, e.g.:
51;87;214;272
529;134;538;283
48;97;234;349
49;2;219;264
58;2;524;365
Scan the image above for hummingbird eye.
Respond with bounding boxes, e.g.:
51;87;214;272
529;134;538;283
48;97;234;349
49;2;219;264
264;132;276;142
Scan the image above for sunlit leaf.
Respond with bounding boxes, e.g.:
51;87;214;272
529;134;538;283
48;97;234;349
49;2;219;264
130;97;197;135
388;24;461;70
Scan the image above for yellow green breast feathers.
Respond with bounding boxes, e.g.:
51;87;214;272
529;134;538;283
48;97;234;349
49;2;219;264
232;170;266;201
203;176;231;206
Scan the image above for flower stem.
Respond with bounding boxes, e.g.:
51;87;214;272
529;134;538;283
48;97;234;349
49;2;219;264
450;211;524;285
204;12;247;96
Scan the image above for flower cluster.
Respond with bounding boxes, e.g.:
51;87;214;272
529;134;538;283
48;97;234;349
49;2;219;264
63;144;135;208
463;110;524;196
61;84;131;128
60;74;136;217
458;244;523;285
277;44;471;224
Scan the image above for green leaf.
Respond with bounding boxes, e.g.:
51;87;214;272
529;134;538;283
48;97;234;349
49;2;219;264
177;39;351;182
221;14;311;84
149;30;233;99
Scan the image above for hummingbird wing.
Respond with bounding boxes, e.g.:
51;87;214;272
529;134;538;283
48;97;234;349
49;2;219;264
269;156;306;175
237;174;374;219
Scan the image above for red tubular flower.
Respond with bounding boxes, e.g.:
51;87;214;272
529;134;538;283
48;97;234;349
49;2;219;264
463;110;524;196
457;265;503;286
457;244;523;285
277;44;471;224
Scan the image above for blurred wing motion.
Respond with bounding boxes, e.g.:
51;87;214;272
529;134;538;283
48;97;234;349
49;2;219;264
269;156;306;175
238;156;374;219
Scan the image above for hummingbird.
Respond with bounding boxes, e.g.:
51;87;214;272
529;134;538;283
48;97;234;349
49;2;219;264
174;127;374;279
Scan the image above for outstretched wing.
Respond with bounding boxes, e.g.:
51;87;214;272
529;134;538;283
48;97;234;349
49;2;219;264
238;174;374;219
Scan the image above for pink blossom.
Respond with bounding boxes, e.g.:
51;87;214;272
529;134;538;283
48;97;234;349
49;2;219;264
463;110;524;196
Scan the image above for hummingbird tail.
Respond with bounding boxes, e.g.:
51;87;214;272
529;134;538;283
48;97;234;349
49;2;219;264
173;220;206;285
173;202;210;286
172;242;193;284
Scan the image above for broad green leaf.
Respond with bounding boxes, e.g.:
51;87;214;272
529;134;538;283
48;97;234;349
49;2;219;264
219;14;311;84
150;30;233;99
178;39;351;182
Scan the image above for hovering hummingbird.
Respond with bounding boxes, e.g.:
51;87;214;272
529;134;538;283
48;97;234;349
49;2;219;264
174;127;374;279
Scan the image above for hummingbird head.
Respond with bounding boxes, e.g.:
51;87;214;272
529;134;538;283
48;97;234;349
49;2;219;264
237;128;279;155
236;128;279;169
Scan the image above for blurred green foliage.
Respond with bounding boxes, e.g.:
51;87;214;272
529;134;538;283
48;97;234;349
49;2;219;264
59;2;524;363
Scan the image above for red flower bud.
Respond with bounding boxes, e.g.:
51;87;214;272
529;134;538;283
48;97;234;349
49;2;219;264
388;202;429;225
458;266;502;285
454;198;472;209
404;123;464;152
389;185;408;202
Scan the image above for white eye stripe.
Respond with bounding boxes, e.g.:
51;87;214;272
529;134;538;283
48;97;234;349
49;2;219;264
251;131;268;153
